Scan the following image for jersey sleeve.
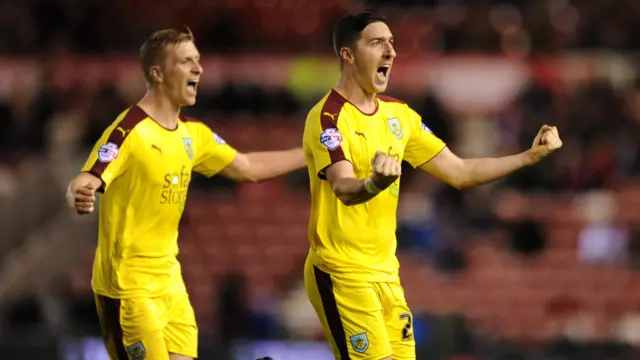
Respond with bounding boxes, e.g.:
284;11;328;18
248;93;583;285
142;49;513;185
191;122;238;177
403;107;446;168
304;110;352;180
81;123;133;193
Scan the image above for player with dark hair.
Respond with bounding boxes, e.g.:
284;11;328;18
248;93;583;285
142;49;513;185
303;11;562;360
66;28;305;360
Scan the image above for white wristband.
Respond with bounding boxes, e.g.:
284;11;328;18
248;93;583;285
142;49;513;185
364;177;382;194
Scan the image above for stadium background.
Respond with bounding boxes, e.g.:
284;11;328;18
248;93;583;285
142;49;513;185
2;0;640;359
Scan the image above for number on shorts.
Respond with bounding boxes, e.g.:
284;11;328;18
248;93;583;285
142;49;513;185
399;312;413;341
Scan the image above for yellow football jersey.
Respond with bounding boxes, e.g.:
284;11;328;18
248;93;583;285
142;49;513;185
303;90;446;282
81;106;237;298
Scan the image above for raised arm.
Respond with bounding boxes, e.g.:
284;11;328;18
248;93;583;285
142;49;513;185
420;125;563;189
219;148;306;183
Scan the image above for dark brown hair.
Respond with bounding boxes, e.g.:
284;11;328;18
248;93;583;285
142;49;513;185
333;10;387;61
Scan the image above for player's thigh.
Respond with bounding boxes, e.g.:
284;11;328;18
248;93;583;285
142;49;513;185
95;294;169;360
381;282;416;360
304;263;392;360
164;291;198;359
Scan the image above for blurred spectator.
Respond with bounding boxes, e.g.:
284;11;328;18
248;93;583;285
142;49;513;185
0;166;17;201
545;296;595;342
493;188;546;256
463;188;497;234
432;226;467;273
277;281;323;340
80;84;127;150
66;293;100;335
396;189;438;254
611;304;640;345
248;284;282;340
3;296;43;333
217;272;251;345
627;223;640;270
576;191;628;265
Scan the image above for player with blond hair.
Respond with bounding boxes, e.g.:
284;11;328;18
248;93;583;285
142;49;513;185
303;11;562;360
66;28;305;360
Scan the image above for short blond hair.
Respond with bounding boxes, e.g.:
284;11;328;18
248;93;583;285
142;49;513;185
140;28;195;83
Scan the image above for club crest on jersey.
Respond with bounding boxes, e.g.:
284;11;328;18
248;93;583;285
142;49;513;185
387;118;403;139
126;341;146;360
183;137;194;159
320;128;343;150
350;333;369;353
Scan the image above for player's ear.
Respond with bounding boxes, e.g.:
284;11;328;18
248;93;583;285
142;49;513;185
150;65;162;83
340;47;355;65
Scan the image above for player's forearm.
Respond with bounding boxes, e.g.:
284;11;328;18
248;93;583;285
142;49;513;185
457;150;536;189
242;148;306;182
330;177;377;206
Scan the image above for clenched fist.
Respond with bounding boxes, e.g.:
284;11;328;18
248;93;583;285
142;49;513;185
530;125;563;162
66;173;99;215
369;151;402;191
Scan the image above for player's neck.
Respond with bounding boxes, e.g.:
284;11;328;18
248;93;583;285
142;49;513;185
335;75;377;114
137;89;181;130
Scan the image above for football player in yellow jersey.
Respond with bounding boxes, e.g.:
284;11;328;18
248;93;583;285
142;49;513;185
65;29;305;360
303;11;563;360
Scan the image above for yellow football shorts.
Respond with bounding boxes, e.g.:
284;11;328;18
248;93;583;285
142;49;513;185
94;284;197;360
304;258;416;360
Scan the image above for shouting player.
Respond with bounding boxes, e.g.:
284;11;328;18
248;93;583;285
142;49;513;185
66;29;305;360
302;11;562;360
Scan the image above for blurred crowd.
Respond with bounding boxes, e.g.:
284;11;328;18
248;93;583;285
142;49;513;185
4;68;640;194
2;0;640;54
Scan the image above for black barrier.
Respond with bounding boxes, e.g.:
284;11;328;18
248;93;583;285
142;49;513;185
0;337;58;360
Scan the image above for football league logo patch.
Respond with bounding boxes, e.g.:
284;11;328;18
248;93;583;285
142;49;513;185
387;118;403;140
126;341;146;360
420;122;432;133
350;333;369;353
183;137;194;159
98;142;119;163
320;128;343;150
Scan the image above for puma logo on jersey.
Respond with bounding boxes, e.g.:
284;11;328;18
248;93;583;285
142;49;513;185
151;144;162;154
354;130;367;140
323;112;338;122
115;127;131;137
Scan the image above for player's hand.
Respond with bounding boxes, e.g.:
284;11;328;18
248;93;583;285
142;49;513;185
529;125;563;163
370;151;401;190
67;182;96;215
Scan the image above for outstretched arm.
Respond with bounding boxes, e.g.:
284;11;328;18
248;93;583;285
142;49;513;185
420;147;535;189
219;147;306;183
420;125;562;189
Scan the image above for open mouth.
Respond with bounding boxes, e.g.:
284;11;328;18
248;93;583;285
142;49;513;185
377;65;390;79
187;81;198;91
